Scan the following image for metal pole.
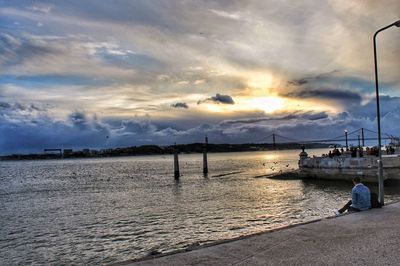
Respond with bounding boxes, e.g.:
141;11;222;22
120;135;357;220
374;31;385;205
345;131;348;150
203;135;208;175
373;20;400;205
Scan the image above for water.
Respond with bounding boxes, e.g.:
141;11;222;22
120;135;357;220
1;149;400;265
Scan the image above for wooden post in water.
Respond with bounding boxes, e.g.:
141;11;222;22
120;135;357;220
203;135;208;175
361;128;365;147
174;143;180;180
272;133;276;149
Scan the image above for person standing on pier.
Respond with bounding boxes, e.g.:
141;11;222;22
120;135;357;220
336;177;371;214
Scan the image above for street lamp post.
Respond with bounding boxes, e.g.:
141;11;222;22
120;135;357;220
373;19;400;205
344;129;348;150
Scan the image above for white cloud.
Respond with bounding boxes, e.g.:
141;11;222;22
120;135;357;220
27;3;53;14
210;9;242;20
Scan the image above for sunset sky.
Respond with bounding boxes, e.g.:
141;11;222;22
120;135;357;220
1;0;399;154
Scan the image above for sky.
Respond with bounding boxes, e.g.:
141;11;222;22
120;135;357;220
0;0;399;154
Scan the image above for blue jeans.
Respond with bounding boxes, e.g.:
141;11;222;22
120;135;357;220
339;200;361;213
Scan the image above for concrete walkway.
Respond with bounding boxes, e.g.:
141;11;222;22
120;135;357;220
118;202;400;266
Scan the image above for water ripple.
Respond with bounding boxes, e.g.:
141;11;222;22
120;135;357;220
1;150;400;265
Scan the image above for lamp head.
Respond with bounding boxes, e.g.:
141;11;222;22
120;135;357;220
395;20;400;27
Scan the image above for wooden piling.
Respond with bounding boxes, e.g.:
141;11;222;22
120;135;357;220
203;136;208;175
273;133;276;149
362;128;365;147
174;143;180;179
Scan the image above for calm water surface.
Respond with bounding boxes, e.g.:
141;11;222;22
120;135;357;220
1;149;400;265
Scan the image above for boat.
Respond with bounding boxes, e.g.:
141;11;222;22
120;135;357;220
298;142;400;182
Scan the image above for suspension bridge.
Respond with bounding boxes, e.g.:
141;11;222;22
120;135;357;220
257;127;397;148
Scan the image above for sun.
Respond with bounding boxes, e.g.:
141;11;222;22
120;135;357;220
250;97;284;113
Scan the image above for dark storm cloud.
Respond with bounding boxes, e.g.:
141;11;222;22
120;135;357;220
283;112;329;121
0;107;111;154
282;70;366;107
0;101;46;112
1;99;399;155
0;102;12;109
287;70;341;86
68;111;89;129
285;70;368;103
222;111;328;125
287;78;309;86
171;102;189;109
198;93;235;105
117;120;157;135
282;88;363;103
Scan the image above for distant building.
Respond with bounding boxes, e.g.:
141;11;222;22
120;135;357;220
63;149;73;156
44;148;61;154
43;148;63;158
100;149;113;154
91;150;99;155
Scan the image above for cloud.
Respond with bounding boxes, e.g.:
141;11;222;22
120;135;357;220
351;95;400;120
0;102;12;109
198;93;235;105
2;0;399;86
69;111;89;129
0;101;48;124
282;111;329;121
221;111;328;125
27;3;53;14
116;120;157;135
1;1;400;154
0;33;55;66
281;88;363;104
0;33;138;79
210;9;241;20
280;70;366;108
287;70;341;86
1;96;395;155
171;102;189;109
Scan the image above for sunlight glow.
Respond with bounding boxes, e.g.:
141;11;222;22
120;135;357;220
247;73;274;89
196;96;285;114
204;104;227;113
263;154;279;161
250;97;284;113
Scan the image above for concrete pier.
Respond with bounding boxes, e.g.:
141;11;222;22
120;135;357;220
117;202;400;266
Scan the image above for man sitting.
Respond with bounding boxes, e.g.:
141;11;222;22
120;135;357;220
337;176;371;214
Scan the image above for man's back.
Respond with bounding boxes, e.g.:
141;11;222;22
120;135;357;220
351;183;371;210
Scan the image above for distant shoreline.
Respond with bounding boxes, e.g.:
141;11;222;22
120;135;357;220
0;142;333;161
